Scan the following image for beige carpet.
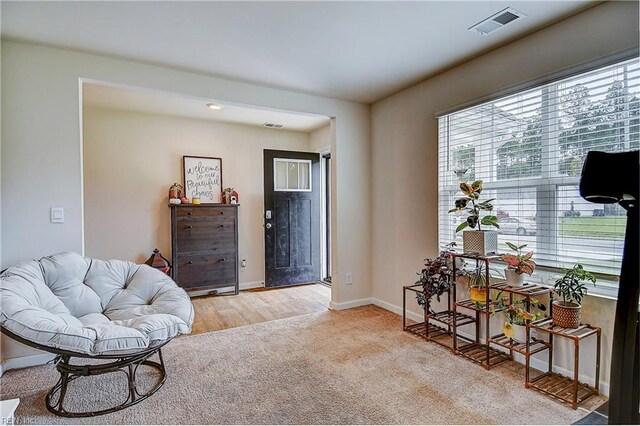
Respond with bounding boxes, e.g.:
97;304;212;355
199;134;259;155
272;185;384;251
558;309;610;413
0;305;603;424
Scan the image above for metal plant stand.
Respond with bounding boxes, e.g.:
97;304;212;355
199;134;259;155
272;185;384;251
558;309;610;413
1;327;168;418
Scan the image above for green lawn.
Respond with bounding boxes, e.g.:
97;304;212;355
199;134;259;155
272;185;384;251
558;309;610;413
559;216;627;239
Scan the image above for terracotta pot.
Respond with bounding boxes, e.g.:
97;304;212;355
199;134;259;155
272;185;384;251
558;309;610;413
469;286;488;304
505;268;525;286
552;301;582;328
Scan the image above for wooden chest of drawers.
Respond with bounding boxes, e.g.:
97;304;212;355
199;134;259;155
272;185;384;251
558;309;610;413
170;204;239;295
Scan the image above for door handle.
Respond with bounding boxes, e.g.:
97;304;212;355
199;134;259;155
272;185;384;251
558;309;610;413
265;223;273;229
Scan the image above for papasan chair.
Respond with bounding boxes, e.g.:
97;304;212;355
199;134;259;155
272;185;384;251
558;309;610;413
0;252;194;417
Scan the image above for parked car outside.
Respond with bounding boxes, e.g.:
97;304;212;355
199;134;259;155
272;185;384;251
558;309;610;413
496;210;510;219
497;217;537;236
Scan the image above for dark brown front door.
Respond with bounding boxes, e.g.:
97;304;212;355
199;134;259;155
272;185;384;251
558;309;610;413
263;149;321;287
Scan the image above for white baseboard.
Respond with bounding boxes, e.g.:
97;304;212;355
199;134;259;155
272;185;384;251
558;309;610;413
372;297;425;323
370;297;610;396
0;353;55;377
329;297;372;311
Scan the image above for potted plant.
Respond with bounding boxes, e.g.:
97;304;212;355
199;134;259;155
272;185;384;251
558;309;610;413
500;242;536;287
467;263;489;304
449;180;500;255
552;264;596;328
415;254;452;311
494;295;546;343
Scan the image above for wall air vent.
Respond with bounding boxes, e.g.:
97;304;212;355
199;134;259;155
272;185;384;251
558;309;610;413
263;123;284;129
469;7;526;35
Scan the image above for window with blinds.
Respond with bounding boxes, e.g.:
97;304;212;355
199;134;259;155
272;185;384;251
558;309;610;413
438;57;639;276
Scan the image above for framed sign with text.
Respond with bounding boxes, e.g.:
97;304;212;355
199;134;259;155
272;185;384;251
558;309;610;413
183;155;223;203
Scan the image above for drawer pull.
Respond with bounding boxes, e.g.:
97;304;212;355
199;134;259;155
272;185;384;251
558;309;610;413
220;258;226;262
188;261;194;265
219;224;225;228
187;212;193;216
186;225;193;229
219;211;224;215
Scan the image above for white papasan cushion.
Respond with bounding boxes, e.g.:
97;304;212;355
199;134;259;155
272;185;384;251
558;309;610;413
0;252;194;356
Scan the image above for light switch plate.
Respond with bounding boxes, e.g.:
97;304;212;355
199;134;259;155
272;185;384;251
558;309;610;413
50;207;64;223
345;272;353;285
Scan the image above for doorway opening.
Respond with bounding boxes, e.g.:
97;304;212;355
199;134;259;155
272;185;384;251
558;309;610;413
263;149;321;288
80;80;334;335
321;152;332;286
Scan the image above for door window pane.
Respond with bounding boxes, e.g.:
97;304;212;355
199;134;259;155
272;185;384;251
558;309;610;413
274;159;312;192
299;162;310;189
275;161;288;191
287;162;300;190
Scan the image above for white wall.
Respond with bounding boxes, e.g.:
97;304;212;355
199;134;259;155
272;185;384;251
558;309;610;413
310;124;331;153
371;1;638;394
83;107;312;285
1;41;371;367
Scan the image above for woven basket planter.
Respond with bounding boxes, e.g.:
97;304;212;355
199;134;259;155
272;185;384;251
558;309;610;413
462;230;498;256
552;301;582;329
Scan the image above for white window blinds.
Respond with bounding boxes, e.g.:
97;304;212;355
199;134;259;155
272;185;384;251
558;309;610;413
438;57;639;276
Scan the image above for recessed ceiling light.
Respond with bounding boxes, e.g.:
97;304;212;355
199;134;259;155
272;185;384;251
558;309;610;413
206;103;223;110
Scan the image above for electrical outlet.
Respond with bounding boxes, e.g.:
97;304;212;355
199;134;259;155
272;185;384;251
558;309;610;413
241;259;247;268
345;272;353;285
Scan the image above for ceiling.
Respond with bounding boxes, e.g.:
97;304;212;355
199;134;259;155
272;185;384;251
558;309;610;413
2;1;598;103
83;83;330;132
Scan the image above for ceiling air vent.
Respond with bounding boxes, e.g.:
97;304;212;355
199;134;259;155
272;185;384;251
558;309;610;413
469;7;526;35
263;122;284;129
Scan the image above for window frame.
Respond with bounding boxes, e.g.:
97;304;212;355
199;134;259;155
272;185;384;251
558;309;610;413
436;56;640;297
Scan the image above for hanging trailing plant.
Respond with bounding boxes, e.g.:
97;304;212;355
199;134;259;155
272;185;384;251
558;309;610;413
415;253;452;311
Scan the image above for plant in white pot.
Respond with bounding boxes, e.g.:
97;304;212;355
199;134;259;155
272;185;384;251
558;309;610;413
500;242;536;287
493;294;546;343
552;264;596;329
449;180;500;255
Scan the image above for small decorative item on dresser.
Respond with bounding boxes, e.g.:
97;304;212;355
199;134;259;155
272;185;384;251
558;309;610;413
144;248;171;274
222;187;239;204
168;183;183;205
552;264;597;328
192;197;201;205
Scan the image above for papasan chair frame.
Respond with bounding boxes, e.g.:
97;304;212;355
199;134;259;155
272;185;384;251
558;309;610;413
1;327;168;418
0;252;194;418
